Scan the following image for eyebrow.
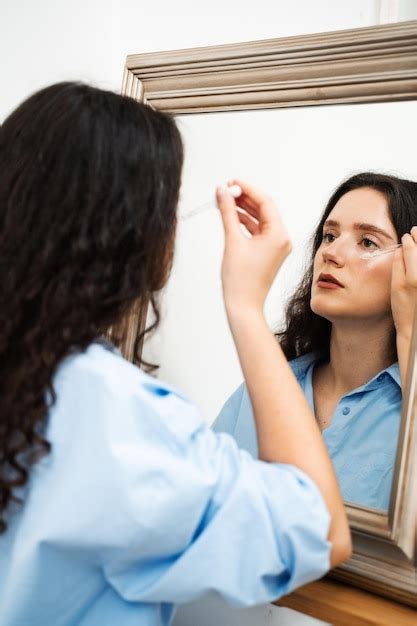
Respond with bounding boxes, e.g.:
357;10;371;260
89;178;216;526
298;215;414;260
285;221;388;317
323;220;395;241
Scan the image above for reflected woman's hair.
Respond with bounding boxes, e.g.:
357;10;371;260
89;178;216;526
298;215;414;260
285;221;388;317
0;82;183;531
276;172;417;361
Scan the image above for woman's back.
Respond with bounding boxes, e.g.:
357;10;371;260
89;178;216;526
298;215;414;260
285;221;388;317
0;343;332;626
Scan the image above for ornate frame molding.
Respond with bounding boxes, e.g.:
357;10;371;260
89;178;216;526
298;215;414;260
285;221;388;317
122;21;417;113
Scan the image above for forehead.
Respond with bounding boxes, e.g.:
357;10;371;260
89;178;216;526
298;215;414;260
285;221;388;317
328;187;394;230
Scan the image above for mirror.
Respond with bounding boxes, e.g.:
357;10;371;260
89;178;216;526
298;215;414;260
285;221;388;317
118;21;417;606
143;101;416;515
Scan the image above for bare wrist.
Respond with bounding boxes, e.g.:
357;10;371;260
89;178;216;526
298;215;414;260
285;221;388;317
225;301;265;325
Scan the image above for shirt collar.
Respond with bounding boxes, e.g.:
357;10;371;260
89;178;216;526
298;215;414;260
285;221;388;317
289;352;322;379
387;362;401;387
365;361;401;390
289;352;401;389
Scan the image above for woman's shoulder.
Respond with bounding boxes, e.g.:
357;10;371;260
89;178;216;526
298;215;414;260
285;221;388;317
55;341;185;400
51;342;201;440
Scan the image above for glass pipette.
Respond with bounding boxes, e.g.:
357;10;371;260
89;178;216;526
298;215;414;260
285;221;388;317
359;243;402;260
180;185;242;222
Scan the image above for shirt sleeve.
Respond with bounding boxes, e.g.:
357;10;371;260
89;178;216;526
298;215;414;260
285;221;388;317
97;378;331;608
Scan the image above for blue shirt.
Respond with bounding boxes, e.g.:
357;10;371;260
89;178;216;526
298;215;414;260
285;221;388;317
0;344;331;626
214;353;402;511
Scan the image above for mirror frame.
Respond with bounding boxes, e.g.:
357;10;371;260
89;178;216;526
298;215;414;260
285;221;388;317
115;20;417;606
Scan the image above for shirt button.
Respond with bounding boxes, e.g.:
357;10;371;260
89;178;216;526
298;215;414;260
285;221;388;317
377;374;384;382
342;407;350;415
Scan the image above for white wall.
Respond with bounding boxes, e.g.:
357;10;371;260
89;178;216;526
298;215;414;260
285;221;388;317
0;0;404;122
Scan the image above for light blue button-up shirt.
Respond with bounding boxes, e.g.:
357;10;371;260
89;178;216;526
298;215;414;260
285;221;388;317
214;352;402;511
0;344;331;626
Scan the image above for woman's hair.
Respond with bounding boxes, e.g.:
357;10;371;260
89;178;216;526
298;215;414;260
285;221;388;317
277;172;417;361
0;82;183;531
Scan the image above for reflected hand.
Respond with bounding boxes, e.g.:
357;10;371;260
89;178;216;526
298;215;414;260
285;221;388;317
216;179;291;316
391;226;417;340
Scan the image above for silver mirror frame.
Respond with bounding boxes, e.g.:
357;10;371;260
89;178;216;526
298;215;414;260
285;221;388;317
114;21;417;606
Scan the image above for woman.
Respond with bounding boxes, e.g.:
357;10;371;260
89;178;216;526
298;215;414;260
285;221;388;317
214;172;417;510
0;83;350;626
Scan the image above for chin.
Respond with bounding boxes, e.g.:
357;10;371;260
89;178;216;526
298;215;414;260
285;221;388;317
310;295;343;320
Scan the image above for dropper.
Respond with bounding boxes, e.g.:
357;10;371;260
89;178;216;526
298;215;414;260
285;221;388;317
180;185;242;221
359;243;402;260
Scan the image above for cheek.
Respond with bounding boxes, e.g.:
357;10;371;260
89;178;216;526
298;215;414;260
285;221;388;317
359;262;392;298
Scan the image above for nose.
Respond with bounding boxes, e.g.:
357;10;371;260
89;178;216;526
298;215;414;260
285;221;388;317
321;236;353;266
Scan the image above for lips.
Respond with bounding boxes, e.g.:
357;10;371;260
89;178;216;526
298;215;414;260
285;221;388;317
317;273;344;287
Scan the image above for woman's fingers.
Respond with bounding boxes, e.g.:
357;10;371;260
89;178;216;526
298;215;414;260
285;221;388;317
235;198;260;221
228;178;277;227
228;178;266;205
216;187;241;239
216;186;261;239
402;230;417;286
219;179;292;313
237;210;260;236
392;244;405;285
217;187;272;245
227;179;258;212
222;178;290;249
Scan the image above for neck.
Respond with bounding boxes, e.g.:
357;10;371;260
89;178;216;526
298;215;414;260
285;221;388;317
323;318;395;394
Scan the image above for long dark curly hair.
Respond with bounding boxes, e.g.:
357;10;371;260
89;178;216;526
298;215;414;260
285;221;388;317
0;82;183;532
277;172;417;362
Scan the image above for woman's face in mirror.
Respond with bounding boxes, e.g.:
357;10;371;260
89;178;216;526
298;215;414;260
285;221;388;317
310;187;399;324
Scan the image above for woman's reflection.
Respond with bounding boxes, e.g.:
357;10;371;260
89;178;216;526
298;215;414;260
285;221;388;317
214;172;417;510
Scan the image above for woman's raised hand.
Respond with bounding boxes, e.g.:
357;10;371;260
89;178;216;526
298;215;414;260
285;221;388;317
391;226;417;339
216;179;291;317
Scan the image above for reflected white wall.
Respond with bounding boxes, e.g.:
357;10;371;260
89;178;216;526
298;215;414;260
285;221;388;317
143;101;417;422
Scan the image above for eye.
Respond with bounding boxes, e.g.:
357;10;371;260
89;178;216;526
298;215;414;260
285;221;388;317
322;232;336;243
360;237;379;250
